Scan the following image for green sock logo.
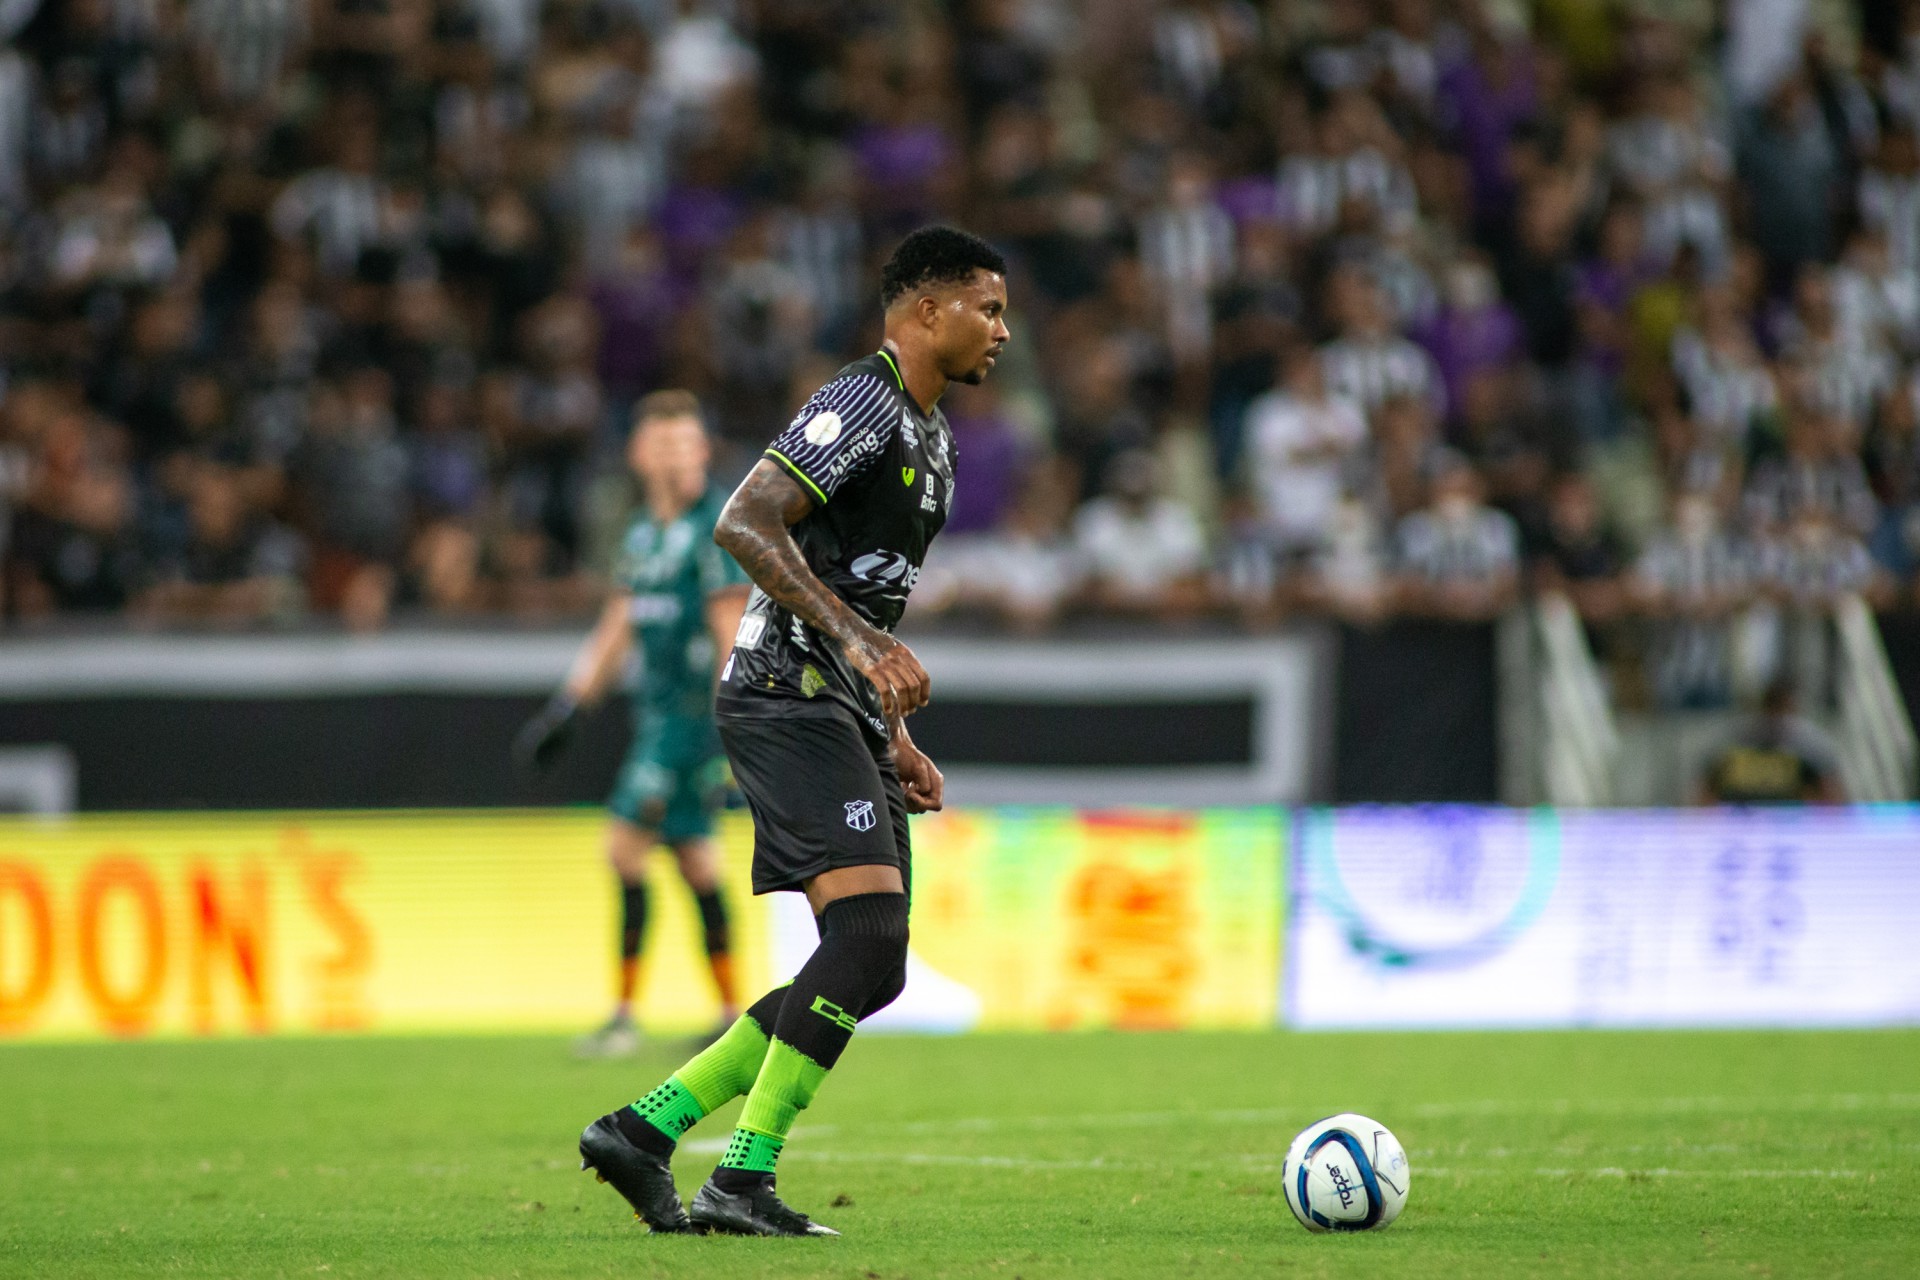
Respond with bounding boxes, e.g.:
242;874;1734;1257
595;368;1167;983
809;995;859;1033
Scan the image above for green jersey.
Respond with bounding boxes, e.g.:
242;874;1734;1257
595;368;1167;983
615;487;749;720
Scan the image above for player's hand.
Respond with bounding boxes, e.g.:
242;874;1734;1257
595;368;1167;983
846;629;932;719
895;739;945;814
513;693;580;773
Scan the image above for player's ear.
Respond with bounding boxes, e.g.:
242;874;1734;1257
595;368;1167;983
915;291;943;333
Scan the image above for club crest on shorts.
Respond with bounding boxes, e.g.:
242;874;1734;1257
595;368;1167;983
844;800;877;831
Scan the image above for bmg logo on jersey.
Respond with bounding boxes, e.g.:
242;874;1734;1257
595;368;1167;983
844;800;877;831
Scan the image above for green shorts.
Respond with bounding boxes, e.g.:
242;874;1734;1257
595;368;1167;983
607;714;728;842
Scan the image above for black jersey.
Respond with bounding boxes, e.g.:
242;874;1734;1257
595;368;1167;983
717;349;955;750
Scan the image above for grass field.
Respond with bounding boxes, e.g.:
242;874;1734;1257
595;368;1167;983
2;1029;1916;1278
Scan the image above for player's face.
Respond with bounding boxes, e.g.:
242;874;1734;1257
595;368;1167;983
629;415;710;503
933;272;1010;386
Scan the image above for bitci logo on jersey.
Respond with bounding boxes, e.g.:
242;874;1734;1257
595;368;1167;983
803;411;843;445
844;800;876;831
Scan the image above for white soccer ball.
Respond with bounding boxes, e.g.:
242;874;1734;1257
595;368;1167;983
1281;1113;1409;1232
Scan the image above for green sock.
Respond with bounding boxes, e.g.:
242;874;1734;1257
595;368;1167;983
716;1037;830;1178
629;985;786;1144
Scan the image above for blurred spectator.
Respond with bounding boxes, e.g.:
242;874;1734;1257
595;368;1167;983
1866;376;1920;599
1239;343;1368;566
1073;450;1209;619
4;409;138;615
1672;286;1777;450
930;462;1081;634
1697;679;1844;805
1736;74;1839;288
1298;493;1392;624
1416;251;1520;417
136;462;303;627
292;368;409;630
1633;492;1753;710
1755;511;1887;611
1319;266;1444;418
1531;472;1627;623
1742;400;1877;538
1393;451;1520;621
941;380;1028;536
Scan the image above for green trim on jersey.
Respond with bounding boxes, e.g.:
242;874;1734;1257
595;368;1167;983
764;448;829;505
875;347;905;390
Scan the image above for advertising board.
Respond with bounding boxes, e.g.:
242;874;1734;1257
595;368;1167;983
0;807;1283;1039
1288;807;1920;1028
0;811;761;1038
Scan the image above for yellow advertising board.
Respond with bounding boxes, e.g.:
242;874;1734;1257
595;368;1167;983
0;808;1283;1040
0;811;761;1039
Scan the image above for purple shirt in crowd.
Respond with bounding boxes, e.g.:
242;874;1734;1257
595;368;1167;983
1415;301;1523;413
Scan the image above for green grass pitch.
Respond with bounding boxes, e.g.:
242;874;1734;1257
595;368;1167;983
2;1029;1916;1278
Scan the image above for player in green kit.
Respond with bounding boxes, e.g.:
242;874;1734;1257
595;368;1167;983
516;391;751;1055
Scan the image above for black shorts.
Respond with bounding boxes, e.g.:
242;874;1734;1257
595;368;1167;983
717;707;911;896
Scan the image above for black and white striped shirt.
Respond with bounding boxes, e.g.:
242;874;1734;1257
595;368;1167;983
1742;455;1878;536
1395;507;1518;585
1320;335;1444;417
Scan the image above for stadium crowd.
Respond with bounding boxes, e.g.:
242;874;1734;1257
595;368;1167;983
0;0;1913;702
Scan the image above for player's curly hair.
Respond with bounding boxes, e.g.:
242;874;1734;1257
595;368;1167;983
879;226;1007;307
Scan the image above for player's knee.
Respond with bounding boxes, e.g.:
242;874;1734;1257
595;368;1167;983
673;841;720;894
694;888;730;955
820;891;909;970
858;962;907;1020
606;826;649;879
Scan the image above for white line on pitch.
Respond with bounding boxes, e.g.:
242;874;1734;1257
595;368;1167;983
790;1092;1920;1141
770;1150;1872;1180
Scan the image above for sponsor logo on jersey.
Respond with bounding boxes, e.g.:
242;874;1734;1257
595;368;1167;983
823;429;884;483
902;466;915;486
802;410;843;445
848;550;920;597
734;614;766;649
844;800;876;831
800;664;827;698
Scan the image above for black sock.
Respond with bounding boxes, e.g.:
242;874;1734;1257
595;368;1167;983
766;893;908;1069
619;880;649;960
743;984;784;1032
613;1102;676;1156
694;888;730;954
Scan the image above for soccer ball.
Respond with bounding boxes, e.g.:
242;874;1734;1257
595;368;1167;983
1281;1113;1409;1232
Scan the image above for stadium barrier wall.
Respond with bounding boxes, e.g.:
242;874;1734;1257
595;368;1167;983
0;807;1283;1040
0;631;1329;810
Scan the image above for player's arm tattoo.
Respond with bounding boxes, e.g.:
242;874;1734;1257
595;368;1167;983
714;461;886;662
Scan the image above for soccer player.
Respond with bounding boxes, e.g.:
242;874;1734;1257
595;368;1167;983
516;390;751;1055
577;226;1009;1237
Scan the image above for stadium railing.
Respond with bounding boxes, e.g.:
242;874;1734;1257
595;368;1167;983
1833;594;1919;803
1501;594;1620;807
